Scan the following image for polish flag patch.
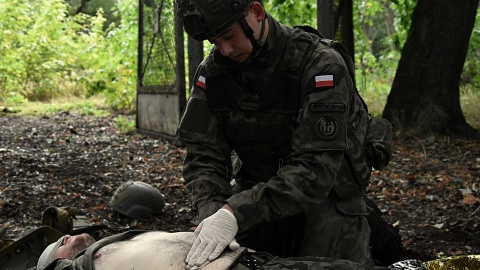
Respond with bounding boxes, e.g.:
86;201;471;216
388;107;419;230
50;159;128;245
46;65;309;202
196;75;206;89
315;75;334;88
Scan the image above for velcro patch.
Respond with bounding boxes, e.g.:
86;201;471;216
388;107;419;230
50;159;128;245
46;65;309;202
310;103;346;112
299;91;348;150
315;75;334;88
195;75;206;89
315;115;339;140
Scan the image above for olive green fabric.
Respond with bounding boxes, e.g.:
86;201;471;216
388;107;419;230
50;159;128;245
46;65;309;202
42;207;77;234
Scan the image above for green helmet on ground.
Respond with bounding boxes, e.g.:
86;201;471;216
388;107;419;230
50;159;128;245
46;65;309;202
110;181;165;219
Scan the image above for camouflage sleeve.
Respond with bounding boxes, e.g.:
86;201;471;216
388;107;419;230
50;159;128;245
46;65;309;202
227;46;359;230
177;69;234;224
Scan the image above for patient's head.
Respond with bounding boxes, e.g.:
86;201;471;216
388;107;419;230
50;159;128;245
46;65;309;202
37;233;96;270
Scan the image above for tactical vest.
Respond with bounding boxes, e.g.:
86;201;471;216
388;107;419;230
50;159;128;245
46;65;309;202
204;27;314;187
203;26;375;201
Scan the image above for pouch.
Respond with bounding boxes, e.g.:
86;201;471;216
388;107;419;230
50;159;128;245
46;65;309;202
364;117;393;170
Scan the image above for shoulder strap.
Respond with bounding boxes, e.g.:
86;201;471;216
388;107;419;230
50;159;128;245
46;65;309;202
278;26;315;78
293;25;369;113
43;259;74;270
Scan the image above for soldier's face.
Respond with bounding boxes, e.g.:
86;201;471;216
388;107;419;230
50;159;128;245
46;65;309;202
209;23;253;62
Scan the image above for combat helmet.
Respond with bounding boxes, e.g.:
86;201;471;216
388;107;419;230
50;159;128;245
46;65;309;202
110;181;165;219
178;0;267;57
178;0;253;41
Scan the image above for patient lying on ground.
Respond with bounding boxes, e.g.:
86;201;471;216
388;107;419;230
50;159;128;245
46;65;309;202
37;230;425;270
37;231;245;270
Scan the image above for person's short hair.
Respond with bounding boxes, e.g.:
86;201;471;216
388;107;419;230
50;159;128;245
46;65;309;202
37;236;65;270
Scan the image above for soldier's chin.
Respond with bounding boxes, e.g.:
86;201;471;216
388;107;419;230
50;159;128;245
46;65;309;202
231;54;247;62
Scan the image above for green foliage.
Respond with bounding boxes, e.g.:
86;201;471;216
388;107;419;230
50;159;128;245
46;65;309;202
460;85;480;130
140;0;177;86
83;0;139;110
1;0;478;117
351;0;419;114
462;10;480;89
66;0;120;29
71;101;107;116
264;0;316;27
0;0;82;101
0;0;140;110
388;0;415;51
44;100;107;116
5;92;29;106
115;116;136;134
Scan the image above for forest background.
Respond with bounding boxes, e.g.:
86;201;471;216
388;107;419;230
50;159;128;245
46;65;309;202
0;0;479;131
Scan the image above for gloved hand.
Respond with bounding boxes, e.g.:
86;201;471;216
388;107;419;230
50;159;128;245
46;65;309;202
228;238;240;250
185;208;238;269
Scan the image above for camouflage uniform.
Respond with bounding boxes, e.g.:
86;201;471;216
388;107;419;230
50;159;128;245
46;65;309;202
177;14;373;265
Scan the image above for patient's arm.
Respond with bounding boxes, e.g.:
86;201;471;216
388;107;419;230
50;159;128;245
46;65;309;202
93;231;245;270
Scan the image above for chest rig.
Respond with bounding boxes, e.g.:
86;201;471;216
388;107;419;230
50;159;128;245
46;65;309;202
204;28;315;185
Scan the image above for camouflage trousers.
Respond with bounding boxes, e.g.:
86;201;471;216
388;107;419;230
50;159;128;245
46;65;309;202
260;256;388;270
235;196;373;266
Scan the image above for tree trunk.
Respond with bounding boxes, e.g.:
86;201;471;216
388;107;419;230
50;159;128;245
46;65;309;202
317;0;335;39
339;0;354;59
382;0;479;138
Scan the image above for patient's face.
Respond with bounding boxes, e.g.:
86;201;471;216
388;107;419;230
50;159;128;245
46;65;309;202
55;233;96;260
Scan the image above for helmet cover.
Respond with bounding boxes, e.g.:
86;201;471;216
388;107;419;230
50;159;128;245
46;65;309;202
178;0;253;40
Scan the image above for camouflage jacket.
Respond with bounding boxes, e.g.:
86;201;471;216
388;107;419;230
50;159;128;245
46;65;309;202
176;15;371;230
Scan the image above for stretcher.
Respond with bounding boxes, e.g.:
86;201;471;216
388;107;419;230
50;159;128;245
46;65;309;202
1;206;106;270
0;226;63;270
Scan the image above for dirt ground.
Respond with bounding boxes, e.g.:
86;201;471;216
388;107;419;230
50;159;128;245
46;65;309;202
1;111;479;265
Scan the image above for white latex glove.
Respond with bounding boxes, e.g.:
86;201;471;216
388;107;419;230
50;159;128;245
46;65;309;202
185;208;238;269
187;239;240;270
228;238;240;250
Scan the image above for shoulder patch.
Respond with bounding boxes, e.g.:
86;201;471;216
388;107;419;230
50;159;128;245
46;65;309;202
315;115;339;140
310;103;346;112
315;75;334;88
195;75;206;90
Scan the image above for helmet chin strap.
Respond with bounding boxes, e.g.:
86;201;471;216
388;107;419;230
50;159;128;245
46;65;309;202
238;14;266;63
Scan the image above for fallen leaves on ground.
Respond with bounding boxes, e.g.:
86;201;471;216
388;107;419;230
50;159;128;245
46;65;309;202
0;112;479;263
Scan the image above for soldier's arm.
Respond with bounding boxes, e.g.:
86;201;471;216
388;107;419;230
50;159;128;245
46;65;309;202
177;72;234;224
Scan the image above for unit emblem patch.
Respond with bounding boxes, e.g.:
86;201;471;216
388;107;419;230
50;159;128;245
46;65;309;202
315;115;338;140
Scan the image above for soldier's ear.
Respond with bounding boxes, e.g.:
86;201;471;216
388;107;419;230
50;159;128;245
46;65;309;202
249;2;265;21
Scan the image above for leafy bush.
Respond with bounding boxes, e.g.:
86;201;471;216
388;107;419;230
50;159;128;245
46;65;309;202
0;0;81;101
462;10;480;89
115;116;136;134
1;0;478;114
0;0;138;110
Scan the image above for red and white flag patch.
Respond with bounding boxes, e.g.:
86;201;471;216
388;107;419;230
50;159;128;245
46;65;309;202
315;75;334;88
196;75;206;89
